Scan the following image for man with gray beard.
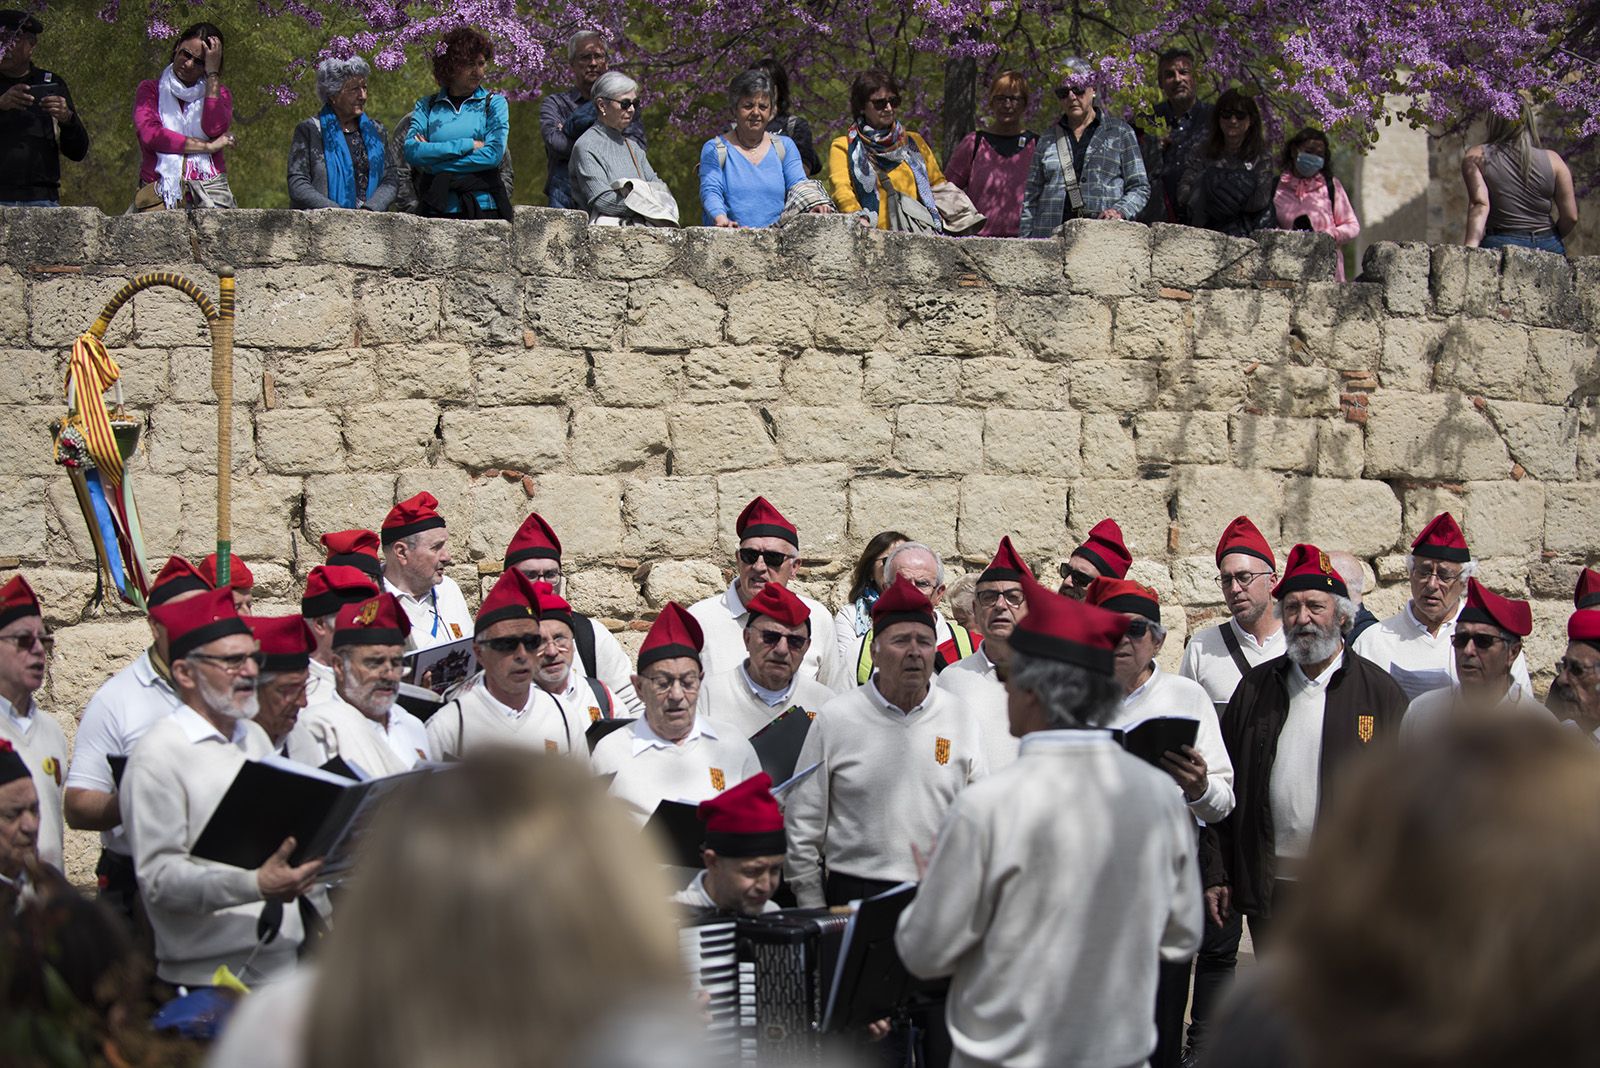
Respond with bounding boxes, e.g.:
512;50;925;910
1202;544;1407;954
121;587;324;989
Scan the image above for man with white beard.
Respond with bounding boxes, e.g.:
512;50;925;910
1204;544;1407;953
121;587;324;989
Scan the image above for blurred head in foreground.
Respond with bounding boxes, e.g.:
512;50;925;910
306;748;688;1068
1277;715;1600;1068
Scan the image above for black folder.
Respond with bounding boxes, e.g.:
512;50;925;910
642;799;705;869
586;717;636;753
190;758;422;871
108;754;127;788
747;705;814;785
395;682;446;723
823;882;921;1032
1112;717;1200;768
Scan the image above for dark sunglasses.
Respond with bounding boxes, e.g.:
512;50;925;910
1123;618;1155;639
1055;84;1090;99
481;635;544;654
1450;633;1507;650
1218;109;1251;121
738;547;794;569
754;629;805;649
607;97;639;111
0;633;53;653
867;95;901;109
1057;564;1097;588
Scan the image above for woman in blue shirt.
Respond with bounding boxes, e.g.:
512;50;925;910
699;69;827;228
402;27;512;220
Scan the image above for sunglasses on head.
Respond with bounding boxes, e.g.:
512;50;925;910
738;547;794;569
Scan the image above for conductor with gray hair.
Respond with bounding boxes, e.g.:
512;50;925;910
287;55;400;210
539;29;645;208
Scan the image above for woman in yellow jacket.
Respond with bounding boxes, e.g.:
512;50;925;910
828;69;946;232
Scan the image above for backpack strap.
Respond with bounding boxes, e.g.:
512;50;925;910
572;612;599;679
1218;621;1254;679
1054;134;1086;218
584;675;614;720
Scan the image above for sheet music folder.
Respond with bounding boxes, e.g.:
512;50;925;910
747;705;814;785
643;799;706;869
190;756;417;870
1111;716;1199;768
822;881;922;1033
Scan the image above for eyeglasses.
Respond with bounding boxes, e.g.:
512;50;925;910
867;95;900;109
1055;84;1091;99
641;672;701;695
738;547;796;569
1124;618;1155;639
1219;571;1273;589
1058;564;1097;588
1217;110;1250;121
1555;658;1599;680
606;97;639;111
520;568;562;585
0;633;53;653
1451;633;1508;650
975;589;1025;608
189;652;263;674
753;629;805;649
991;93;1025;104
898;577;938;593
481;635;544;654
1412;565;1463;585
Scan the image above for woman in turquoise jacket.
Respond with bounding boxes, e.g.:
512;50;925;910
401;27;512;220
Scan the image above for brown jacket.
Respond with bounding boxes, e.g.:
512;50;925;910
1202;653;1407;917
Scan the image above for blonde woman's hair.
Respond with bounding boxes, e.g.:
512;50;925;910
306;748;684;1068
1484;97;1543;184
1278;715;1600;1068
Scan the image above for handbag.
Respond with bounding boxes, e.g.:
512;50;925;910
931;180;986;236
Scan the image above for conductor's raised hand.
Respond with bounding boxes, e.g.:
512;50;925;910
257;837;325;901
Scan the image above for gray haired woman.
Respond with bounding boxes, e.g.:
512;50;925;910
287;55;401;210
568;70;677;224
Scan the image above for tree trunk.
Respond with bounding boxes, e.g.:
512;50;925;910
942;51;977;158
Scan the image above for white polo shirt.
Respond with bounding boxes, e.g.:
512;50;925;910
590;713;761;823
384;576;474;652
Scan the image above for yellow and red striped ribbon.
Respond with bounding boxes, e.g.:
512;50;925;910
65;333;125;490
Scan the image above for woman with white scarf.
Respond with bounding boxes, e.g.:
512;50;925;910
132;22;236;211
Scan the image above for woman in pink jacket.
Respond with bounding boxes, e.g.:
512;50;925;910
1273;128;1359;280
131;22;236;210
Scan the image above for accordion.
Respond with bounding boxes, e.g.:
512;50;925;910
680;907;851;1066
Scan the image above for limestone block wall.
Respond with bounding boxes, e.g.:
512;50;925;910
2;206;1598;879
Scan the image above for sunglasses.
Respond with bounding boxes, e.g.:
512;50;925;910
1058;564;1097;588
754;629;805;649
0;633;53;653
1055;84;1091;99
1218;110;1251;121
481;635;544;654
867;95;901;109
738;547;795;569
975;589;1025;608
607;97;639;111
1123;618;1155;639
1450;633;1508;651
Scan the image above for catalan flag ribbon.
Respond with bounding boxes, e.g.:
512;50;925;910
63;334;125;488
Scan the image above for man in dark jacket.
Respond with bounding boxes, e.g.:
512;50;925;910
1202;543;1407;955
0;11;89;206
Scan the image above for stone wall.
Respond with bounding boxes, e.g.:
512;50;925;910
2;206;1597;878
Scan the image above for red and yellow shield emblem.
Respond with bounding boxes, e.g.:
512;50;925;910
1357;715;1375;744
588;707;602;723
935;737;951;766
709;767;726;791
545;739;559;753
358;598;380;625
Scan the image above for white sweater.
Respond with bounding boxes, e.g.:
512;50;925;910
1352;600;1531;701
1109;665;1235;824
1400;681;1554;744
935;648;1020;770
1178;618;1286;706
896;730;1203;1068
590;714;762;823
121;707;301;987
427;680;581;758
689;581;850;693
785;681;987;907
0;695;69;871
696;662;838;739
290;697;431;777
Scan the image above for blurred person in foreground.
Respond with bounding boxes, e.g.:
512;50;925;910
1201;715;1600;1068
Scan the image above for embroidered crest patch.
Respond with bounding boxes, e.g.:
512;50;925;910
588;707;602;723
358;599;380;625
1357;715;1375;744
449;623;463;639
42;755;60;786
935;736;951;766
709;767;727;791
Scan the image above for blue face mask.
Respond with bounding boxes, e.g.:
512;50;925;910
1295;152;1324;177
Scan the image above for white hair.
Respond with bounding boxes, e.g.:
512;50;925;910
566;30;604;61
1404;554;1477;580
885;542;945;586
315;55;371;106
590;70;638;102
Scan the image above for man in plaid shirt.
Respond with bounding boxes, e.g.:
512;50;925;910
1020;57;1150;237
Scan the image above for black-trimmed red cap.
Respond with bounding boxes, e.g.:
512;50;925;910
244;615;315;672
744;583;810;630
1009;572;1130;676
1216;516;1275;571
979;536;1034;584
1569;608;1600;642
476;568;541;636
699;772;786;857
321;529;382;582
0;575;41;632
736;496;798;549
1084;577;1161;623
382;492;447;546
0;738;28;787
871;575;937;635
1411;512;1470;563
301;565;380;619
151;586;252;661
532;581;574;630
1072;518;1132;579
505;513;562;567
1457;578;1532;637
1574;568;1600;611
147;555;211;608
199;553;254;593
333;592;412;648
1272;544;1348;600
638;602;704;672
